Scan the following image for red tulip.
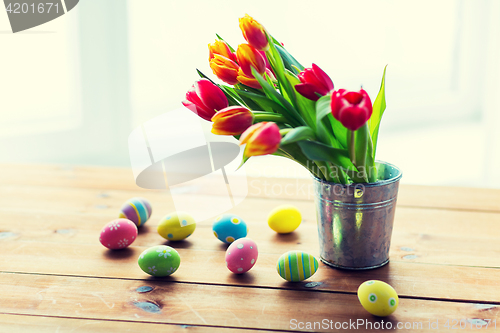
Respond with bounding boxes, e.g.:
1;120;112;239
239;14;269;51
211;106;254;135
331;89;373;131
208;40;237;63
236;43;266;78
182;79;228;121
239;122;281;157
295;64;334;101
209;54;240;85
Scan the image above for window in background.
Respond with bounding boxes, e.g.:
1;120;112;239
0;0;131;165
0;6;80;137
2;0;498;187
128;0;496;187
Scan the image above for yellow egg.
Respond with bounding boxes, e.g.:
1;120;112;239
267;205;302;234
157;211;196;241
357;280;399;317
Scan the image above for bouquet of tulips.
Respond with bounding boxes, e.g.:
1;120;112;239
182;14;387;184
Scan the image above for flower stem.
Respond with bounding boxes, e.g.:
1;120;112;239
254;113;287;123
348;130;356;165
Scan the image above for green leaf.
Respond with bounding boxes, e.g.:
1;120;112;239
275;43;305;74
316;95;331;121
236;154;249;171
316;96;349;149
315;95;337;147
251;68;305;126
265;38;298;109
219;85;244;107
235;84;266;96
269;36;305;72
328;114;348;149
297;140;354;170
235;90;288;115
280;126;315;145
368;65;387;158
196;69;216;83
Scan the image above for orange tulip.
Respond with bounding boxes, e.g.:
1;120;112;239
208;40;237;63
211;106;254;135
239;122;281;157
236;69;261;89
239;14;269;51
209;54;240;85
236;43;266;78
237;68;275;89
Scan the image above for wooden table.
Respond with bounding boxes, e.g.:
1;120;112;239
0;164;499;332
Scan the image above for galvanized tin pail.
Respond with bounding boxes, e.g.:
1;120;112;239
313;161;402;270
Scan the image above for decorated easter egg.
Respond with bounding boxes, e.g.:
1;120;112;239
225;238;258;274
119;197;152;227
138;245;181;277
276;251;318;282
99;218;138;250
157;211;196;241
268;205;302;234
357;280;399;316
212;214;247;244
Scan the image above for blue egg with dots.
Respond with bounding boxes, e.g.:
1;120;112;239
212;214;248;244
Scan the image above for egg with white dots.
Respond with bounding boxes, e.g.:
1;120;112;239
225;238;258;274
99;218;137;250
138;245;181;277
357;280;399;316
157;211;196;241
212;214;247;244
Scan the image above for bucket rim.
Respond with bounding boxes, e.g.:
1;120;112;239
311;160;402;188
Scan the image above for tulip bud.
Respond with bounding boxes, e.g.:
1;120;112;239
208;40;237;63
239;14;269;51
236;69;261;89
236;43;266;78
182;79;228;121
211;106;254;136
239;122;281;157
331;89;373;131
209;54;240;85
295;64;334;101
237;68;274;89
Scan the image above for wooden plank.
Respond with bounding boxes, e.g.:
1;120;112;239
0;273;498;332
0;313;254;333
1;240;499;304
0;185;499;267
1;164;500;212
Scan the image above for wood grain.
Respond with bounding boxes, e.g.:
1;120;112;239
1;240;499;304
1;185;499;267
1;164;500;332
1;164;500;212
1;273;498;333
0;314;252;333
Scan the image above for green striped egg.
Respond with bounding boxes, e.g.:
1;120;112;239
276;251;318;282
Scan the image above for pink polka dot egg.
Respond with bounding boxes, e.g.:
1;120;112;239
99;218;138;250
225;238;258;274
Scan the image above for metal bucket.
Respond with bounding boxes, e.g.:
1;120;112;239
313;161;402;270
